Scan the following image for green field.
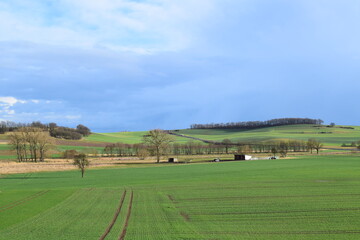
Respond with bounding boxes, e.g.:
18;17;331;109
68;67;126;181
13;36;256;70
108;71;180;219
176;125;360;146
1;154;360;239
83;131;194;144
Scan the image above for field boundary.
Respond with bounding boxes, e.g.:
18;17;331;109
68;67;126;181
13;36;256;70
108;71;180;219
118;190;134;240
0;190;49;213
99;190;127;240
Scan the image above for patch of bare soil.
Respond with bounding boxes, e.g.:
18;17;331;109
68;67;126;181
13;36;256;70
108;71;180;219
180;211;190;221
0;158;122;175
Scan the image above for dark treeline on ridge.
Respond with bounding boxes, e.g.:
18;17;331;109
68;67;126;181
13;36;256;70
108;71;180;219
0;121;91;140
190;118;324;130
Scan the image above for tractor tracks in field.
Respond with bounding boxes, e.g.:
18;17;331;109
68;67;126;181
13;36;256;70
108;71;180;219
99;189;134;240
119;190;133;240
99;190;127;240
0;190;50;213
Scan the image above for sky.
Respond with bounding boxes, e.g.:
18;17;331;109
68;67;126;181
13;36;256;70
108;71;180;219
1;0;360;132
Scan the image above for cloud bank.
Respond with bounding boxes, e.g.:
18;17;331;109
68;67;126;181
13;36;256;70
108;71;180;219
1;0;360;131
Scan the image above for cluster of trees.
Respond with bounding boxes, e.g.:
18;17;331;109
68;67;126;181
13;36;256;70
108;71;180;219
190;118;324;130
0;121;33;134
103;143;148;158
306;138;323;154
8;127;53;162
49;124;90;140
1;121;91;140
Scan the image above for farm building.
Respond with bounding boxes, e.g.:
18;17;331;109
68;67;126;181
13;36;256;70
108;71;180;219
234;154;252;160
168;158;178;163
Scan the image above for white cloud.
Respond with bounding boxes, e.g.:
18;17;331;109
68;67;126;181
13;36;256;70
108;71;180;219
0;0;217;53
0;96;26;106
0;97;47;115
0;96;26;115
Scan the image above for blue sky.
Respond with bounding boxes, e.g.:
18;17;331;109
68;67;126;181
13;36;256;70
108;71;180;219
1;0;360;132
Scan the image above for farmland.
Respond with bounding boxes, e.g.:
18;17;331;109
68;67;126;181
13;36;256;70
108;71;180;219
84;131;195;144
175;124;360;146
1;124;359;161
82;124;360;147
1;154;360;239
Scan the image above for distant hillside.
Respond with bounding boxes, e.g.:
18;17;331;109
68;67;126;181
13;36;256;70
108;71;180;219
190;118;324;130
83;131;200;144
82;124;360;147
174;124;360;146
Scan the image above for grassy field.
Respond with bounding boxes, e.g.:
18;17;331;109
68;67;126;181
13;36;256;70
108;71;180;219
84;131;194;144
176;124;360;146
1;154;360;239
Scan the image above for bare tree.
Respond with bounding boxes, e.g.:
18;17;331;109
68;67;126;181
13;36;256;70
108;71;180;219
312;140;323;154
237;144;252;155
137;148;150;160
271;146;278;158
8;131;26;162
143;129;174;163
37;131;54;162
279;141;289;157
222;139;233;154
73;153;90;178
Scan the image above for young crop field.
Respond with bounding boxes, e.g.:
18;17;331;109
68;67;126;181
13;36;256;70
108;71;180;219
1;154;360;239
83;131;200;144
176;124;360;146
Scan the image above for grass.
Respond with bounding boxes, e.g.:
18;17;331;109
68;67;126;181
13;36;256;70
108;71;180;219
83;131;199;144
1;154;360;239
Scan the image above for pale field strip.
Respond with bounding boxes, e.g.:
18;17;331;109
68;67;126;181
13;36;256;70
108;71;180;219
0;158;163;175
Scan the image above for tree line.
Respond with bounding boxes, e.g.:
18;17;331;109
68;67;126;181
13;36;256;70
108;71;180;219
190;118;324;130
100;134;322;160
1;121;91;140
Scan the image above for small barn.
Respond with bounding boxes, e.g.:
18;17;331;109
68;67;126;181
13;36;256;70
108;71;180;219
234;154;252;160
168;158;178;163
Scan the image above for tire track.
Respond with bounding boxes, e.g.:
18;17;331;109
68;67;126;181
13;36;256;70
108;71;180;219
0;190;50;213
118;190;134;240
99;190;127;240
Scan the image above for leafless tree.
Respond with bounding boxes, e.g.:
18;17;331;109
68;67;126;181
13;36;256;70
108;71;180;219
73;153;90;178
143;129;174;163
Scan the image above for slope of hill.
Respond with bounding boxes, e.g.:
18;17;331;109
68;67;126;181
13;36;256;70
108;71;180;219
83;131;199;144
174;124;360;146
